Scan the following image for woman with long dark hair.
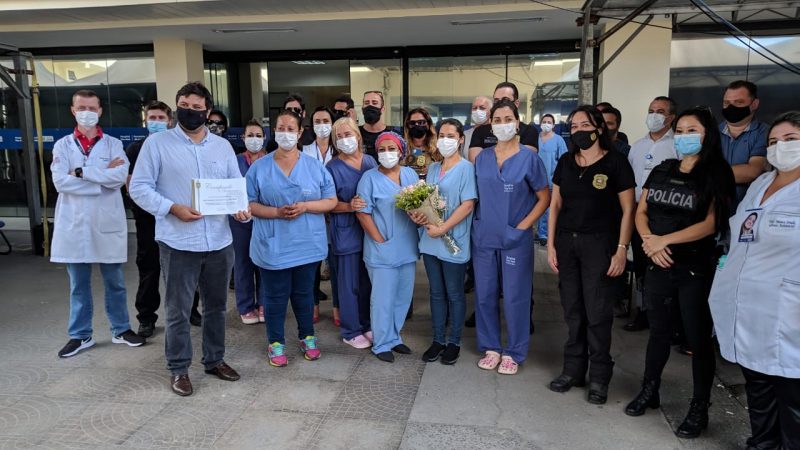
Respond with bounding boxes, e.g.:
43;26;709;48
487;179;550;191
547;105;636;404
624;107;735;439
403;107;442;178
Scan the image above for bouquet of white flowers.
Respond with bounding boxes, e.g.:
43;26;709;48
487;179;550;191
395;180;460;255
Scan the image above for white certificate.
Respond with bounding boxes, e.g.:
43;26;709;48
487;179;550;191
191;178;248;216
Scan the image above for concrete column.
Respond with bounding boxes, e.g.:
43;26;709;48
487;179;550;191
598;16;672;141
153;38;204;108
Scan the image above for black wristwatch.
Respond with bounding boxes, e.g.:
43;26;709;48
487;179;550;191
75;167;83;178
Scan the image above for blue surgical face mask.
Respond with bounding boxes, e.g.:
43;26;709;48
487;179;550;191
674;133;703;156
147;120;168;134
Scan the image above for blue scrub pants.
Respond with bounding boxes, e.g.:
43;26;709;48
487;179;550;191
367;262;415;354
335;252;372;340
66;263;130;339
472;240;533;363
422;254;466;346
536;208;550;241
259;262;317;345
231;222;262;315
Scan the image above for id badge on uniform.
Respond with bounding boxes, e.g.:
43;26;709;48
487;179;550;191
738;208;762;242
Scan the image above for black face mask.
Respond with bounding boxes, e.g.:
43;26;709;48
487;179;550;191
571;130;599;150
409;125;427;139
177;107;208;131
722;104;752;124
333;110;347;122
362;106;382;125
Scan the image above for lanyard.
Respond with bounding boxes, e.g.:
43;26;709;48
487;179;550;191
73;135;99;158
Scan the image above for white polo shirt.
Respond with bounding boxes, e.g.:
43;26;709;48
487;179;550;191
628;129;677;202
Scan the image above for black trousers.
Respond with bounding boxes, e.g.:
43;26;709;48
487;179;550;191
556;231;617;385
133;207;161;325
742;367;800;450
642;263;715;401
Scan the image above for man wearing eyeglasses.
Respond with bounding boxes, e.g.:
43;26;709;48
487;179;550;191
468;82;539;161
266;93;315;152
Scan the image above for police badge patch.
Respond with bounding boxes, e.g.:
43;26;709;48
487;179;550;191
592;174;608;190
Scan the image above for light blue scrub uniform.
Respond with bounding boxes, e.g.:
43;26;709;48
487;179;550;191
472;145;548;363
536;133;568;240
356;166;420;354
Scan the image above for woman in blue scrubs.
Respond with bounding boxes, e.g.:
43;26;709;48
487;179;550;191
247;109;338;367
327;117;377;349
536;114;568;246
472;100;550;375
412;118;476;366
231;119;267;325
354;131;420;363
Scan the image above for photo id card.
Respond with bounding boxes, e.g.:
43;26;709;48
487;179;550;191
738;209;761;243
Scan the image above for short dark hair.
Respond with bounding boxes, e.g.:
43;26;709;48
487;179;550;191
653;96;677;115
175;82;213;110
726;80;758;99
595;101;613;111
244;118;264;134
768;110;800;139
438;118;464;138
602;106;622;125
144;100;171;117
72;89;101;106
283;93;306;111
490;99;520;121
494;82;519;101
208;110;228;128
334;95;354;109
541;113;556;123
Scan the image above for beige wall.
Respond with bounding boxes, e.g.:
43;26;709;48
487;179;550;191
153;38;204;109
598;17;672;141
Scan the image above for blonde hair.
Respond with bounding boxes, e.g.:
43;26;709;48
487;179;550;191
331;117;363;155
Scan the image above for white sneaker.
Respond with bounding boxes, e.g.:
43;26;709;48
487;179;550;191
241;310;259;325
343;334;372;349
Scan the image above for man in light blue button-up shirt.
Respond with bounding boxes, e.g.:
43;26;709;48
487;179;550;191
129;82;250;397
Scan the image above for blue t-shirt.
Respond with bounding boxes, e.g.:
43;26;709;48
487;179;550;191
419;159;477;263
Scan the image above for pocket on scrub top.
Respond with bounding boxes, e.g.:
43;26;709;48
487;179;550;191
97;207;125;233
777;278;800;368
370;238;395;265
502;225;528;247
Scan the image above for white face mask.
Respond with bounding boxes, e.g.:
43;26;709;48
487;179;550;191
244;137;264;153
75;110;99;128
767;140;800;172
646;113;666;132
378;151;400;169
492;122;517;142
471;109;488;124
437;137;460;158
336;136;359;155
275;132;299;151
541;123;554;133
313;123;332;138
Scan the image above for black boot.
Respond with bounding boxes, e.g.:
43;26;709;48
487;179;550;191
624;379;660;416
675;399;710;438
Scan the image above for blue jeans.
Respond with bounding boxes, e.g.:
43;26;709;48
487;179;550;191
422;254;466;346
536;208;550;240
231;220;263;315
259;262;317;345
66;263;130;339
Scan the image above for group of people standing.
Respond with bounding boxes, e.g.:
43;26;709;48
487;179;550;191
48;78;799;449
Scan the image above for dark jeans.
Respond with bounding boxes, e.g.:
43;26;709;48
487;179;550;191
259;262;317;345
159;243;234;376
423;254;467;346
231;220;262;315
741;366;800;450
555;231;617;385
133;207;161;325
642;263;715;401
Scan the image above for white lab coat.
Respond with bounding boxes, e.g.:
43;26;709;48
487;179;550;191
709;170;800;378
50;133;129;264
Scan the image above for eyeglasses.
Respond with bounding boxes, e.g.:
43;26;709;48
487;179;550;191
207;120;224;126
285;107;303;115
493;97;514;104
406;120;428;128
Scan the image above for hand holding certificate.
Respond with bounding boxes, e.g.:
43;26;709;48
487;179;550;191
191;178;249;216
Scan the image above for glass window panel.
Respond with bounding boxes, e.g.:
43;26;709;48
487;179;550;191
350;58;403;128
266;59;349;128
508;53;580;125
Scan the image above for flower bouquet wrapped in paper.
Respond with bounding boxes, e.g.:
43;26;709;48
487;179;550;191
395;180;460;255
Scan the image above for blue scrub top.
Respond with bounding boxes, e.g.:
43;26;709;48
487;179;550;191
246;152;336;270
537;134;568;188
472;145;548;250
419;159;477;263
356;166;420;268
326;155;378;256
230;153;256;232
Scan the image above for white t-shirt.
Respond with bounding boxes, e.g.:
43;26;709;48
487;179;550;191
628;129;677;202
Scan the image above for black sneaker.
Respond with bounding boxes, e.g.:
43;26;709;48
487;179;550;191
464;312;476;328
440;344;460;365
112;330;145;347
138;322;155;338
392;344;412;354
422;342;446;362
58;337;95;358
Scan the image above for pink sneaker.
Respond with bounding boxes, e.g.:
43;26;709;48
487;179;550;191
240;310;259;325
363;331;374;343
343;334;371;349
268;342;288;367
258;306;265;323
300;336;321;361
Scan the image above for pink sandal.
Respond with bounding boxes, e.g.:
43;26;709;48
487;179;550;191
497;356;519;375
477;351;501;370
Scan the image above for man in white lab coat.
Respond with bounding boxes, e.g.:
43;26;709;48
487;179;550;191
51;89;145;358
